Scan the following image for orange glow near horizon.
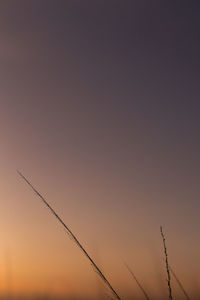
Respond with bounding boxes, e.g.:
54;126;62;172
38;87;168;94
0;168;199;299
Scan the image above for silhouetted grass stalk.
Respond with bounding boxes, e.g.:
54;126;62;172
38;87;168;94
18;171;121;300
125;263;150;300
169;265;190;300
160;226;172;300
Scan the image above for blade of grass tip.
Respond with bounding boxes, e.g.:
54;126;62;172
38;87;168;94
160;226;173;300
125;263;150;300
169;265;190;300
17;170;121;300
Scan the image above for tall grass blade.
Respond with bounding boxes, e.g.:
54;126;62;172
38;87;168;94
17;171;121;300
160;226;173;300
125;263;150;300
169;265;190;300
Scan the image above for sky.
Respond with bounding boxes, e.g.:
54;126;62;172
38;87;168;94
0;1;200;299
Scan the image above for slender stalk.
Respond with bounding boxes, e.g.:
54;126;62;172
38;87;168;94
125;263;150;300
17;171;121;300
169;265;190;300
160;226;172;300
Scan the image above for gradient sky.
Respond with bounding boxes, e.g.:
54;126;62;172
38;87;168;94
0;1;200;299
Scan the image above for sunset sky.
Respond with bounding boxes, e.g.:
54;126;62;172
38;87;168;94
0;1;200;299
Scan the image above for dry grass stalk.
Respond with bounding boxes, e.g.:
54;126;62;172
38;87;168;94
169;265;190;300
125;263;150;300
160;226;173;300
18;171;121;300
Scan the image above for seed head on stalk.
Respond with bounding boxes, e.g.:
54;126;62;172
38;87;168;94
160;226;173;300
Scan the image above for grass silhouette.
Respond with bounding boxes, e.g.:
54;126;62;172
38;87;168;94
125;263;150;300
17;171;121;300
160;226;172;300
17;170;194;300
169;264;190;300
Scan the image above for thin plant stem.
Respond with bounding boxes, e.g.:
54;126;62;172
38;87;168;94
169;265;190;300
17;171;121;300
160;226;172;300
125;263;150;300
